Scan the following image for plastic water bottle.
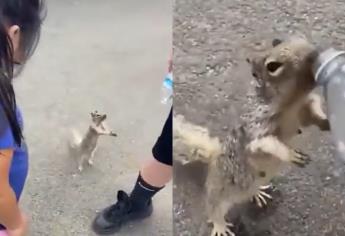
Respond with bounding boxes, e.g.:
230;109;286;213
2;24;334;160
313;48;345;160
161;72;173;105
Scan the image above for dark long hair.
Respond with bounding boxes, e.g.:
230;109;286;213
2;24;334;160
0;0;45;146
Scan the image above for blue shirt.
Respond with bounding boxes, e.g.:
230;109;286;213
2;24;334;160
0;106;29;230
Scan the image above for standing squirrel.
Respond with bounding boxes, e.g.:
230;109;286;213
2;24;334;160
173;36;330;236
69;111;117;172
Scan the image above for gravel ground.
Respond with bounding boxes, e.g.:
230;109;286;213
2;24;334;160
173;0;345;235
15;0;172;235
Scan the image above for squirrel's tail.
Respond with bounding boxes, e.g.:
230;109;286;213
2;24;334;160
69;128;82;150
173;114;223;164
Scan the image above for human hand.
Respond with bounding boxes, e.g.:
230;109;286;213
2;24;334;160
7;213;28;236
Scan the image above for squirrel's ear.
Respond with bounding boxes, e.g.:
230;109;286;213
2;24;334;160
272;38;283;47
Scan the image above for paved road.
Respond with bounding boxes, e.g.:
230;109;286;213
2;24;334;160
15;0;172;235
174;0;345;235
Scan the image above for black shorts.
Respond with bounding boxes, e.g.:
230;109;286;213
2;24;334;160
152;108;172;166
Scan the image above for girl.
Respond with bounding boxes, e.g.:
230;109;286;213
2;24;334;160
0;1;45;235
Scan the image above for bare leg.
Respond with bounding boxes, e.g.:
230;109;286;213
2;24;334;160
140;158;172;187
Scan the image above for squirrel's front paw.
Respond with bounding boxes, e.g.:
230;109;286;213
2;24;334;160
252;184;274;208
291;149;311;168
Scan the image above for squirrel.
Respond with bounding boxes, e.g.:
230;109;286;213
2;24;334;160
69;111;117;172
173;36;330;236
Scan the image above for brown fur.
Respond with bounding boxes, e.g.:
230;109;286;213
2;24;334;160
69;111;117;172
173;36;329;236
